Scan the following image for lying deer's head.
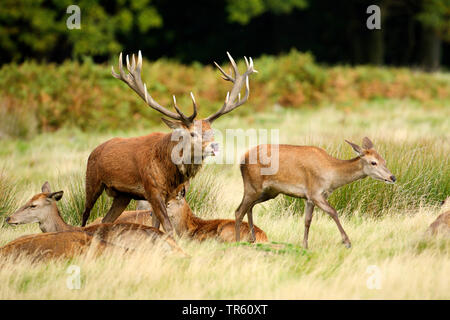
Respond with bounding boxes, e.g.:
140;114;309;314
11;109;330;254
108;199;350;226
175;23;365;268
6;182;63;226
345;137;396;184
165;183;190;235
112;51;257;164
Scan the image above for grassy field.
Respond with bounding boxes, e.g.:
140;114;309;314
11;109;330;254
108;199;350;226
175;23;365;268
0;99;449;299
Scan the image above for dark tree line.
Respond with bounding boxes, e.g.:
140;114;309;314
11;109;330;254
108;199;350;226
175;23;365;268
0;0;448;70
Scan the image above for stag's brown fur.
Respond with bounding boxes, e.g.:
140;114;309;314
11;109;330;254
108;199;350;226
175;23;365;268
81;51;256;233
82;124;213;233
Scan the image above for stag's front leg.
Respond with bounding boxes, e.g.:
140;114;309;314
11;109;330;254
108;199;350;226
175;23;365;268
144;186;174;235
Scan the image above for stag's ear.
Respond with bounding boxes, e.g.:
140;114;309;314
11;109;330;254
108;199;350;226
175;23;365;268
345;140;364;156
47;191;64;201
362;137;374;150
161;118;184;130
42;181;51;193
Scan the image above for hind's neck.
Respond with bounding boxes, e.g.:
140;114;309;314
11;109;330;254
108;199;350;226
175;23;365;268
39;203;79;233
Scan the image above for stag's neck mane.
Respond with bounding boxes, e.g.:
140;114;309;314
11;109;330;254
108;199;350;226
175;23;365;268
158;132;204;183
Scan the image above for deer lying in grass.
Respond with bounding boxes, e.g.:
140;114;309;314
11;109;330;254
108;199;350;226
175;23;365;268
428;197;450;236
0;230;113;262
90;209;153;226
235;137;396;248
81;51;257;235
6;182;153;232
165;184;268;243
6;182;186;256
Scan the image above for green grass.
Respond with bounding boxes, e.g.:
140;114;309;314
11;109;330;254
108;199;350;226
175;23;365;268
0;100;448;299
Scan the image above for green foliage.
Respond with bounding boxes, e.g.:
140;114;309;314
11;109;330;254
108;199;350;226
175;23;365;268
226;0;308;24
0;172;17;222
0;0;162;62
0;50;448;139
416;0;450;41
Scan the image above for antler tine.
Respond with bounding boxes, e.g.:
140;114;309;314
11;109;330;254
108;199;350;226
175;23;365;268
214;61;234;82
206;52;256;122
226;51;238;78
112;51;196;122
136;50;143;74
188;92;198;121
172;95;186;122
126;54;131;72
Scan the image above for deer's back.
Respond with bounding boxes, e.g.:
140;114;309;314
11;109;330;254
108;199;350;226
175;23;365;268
0;231;103;261
428;211;450;235
241;144;338;195
90;210;153;226
87;132;170;196
193;218;268;243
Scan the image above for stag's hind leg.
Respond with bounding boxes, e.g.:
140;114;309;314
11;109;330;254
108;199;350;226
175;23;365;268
102;195;131;223
82;179;104;226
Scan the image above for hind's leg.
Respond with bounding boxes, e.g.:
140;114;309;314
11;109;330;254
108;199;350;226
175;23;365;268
303;200;315;249
245;192;275;243
101;195;131;223
81;179;104;226
235;191;266;242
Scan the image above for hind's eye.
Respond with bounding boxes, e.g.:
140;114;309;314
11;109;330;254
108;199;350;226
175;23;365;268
30;205;37;209
371;161;377;166
190;132;196;137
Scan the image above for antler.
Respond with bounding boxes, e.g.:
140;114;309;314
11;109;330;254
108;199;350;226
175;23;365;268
112;51;197;125
206;52;258;122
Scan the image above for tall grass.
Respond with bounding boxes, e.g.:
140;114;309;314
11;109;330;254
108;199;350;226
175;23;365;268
0;101;448;299
0;171;17;224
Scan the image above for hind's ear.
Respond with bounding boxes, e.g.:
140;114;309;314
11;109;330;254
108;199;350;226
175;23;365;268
345;140;364;156
47;191;64;201
362;137;374;150
42;181;51;193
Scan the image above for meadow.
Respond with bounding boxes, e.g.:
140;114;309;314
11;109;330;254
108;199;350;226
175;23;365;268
0;97;449;299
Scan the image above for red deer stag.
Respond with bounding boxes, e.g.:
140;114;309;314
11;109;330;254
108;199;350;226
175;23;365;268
235;137;396;248
81;51;257;235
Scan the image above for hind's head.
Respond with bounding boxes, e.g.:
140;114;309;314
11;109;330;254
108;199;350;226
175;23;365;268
6;182;63;226
345;137;396;184
165;183;191;235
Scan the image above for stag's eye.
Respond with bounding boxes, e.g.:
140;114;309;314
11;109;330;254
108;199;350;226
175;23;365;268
30;205;37;209
371;161;377;166
190;132;196;138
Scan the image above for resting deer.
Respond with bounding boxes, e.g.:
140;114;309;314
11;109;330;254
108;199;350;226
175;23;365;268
6;182;187;256
81;51;257;235
0;230;113;262
166;184;268;243
427;197;450;236
6;182;153;231
235;137;396;248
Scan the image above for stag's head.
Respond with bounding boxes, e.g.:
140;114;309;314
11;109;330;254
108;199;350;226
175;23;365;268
112;51;257;164
6;182;63;226
345;137;396;184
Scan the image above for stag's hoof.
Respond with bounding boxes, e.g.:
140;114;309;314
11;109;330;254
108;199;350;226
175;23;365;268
344;242;352;249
